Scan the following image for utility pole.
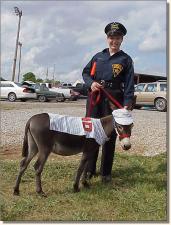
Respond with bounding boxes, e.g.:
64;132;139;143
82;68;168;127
53;64;55;84
17;42;22;82
46;67;48;80
12;7;22;81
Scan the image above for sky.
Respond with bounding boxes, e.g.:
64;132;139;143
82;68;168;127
1;0;167;83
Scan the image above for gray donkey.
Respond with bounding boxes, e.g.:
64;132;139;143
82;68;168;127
14;109;133;196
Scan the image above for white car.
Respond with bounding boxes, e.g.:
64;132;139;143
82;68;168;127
0;81;37;102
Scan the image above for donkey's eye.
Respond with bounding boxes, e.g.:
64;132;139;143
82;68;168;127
117;125;123;131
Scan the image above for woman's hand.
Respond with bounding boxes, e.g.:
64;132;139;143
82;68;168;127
91;82;102;92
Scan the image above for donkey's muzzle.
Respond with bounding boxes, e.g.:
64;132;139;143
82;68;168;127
120;137;131;151
123;144;131;151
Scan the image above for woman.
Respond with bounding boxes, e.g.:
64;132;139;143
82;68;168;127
82;22;135;182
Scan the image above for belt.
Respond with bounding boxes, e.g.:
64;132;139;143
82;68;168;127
99;80;119;89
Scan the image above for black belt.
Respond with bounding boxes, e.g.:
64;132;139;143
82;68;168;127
99;80;119;89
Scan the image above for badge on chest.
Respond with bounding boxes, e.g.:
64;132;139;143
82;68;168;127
112;64;123;77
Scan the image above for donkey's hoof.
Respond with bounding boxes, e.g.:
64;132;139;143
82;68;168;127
13;189;20;196
37;191;47;198
73;188;80;193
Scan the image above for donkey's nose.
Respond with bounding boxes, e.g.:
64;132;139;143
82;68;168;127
123;144;131;150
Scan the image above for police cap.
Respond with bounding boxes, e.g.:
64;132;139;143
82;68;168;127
104;22;127;36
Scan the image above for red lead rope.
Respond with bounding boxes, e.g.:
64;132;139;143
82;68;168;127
101;88;123;109
87;88;123;117
87;90;101;117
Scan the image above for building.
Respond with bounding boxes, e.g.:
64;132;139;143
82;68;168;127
134;73;167;84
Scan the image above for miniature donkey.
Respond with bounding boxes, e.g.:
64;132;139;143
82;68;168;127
14;110;133;197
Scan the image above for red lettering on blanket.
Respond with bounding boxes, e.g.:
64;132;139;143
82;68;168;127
82;117;92;132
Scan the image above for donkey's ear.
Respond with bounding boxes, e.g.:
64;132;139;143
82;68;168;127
109;101;117;111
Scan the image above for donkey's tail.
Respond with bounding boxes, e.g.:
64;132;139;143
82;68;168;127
22;119;31;157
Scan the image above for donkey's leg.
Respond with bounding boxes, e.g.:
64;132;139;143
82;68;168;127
73;154;88;192
81;143;99;188
81;152;96;188
81;162;90;188
13;133;38;195
34;151;49;197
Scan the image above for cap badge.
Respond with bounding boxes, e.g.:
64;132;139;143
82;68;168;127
111;23;119;30
112;64;123;77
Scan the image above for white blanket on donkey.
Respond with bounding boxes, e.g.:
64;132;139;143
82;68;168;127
48;113;109;146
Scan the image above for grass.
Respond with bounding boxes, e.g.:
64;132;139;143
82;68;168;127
0;152;167;222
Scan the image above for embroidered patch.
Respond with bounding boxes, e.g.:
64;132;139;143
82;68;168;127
82;117;93;132
112;64;123;77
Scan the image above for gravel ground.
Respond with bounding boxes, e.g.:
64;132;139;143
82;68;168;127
0;99;167;156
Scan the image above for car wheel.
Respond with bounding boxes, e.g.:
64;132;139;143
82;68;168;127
70;96;77;101
155;98;167;112
38;95;47;102
8;92;17;102
56;97;66;102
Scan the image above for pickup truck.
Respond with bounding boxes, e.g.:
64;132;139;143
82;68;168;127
51;83;88;98
71;83;88;97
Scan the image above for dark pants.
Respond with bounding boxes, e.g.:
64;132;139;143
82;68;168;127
85;89;122;176
86;132;117;176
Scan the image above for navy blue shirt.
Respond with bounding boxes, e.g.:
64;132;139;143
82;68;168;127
82;48;135;106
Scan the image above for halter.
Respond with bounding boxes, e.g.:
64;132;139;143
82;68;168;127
113;119;131;139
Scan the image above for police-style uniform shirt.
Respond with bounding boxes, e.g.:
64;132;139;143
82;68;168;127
82;48;135;106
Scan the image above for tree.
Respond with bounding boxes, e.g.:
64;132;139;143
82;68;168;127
36;78;44;83
22;72;36;82
54;80;60;86
45;79;54;83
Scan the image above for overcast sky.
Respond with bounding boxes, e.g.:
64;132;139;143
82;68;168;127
1;1;167;83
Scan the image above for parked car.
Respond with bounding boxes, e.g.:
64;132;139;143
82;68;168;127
134;80;167;112
34;84;66;102
39;82;79;101
0;81;36;102
22;81;66;102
